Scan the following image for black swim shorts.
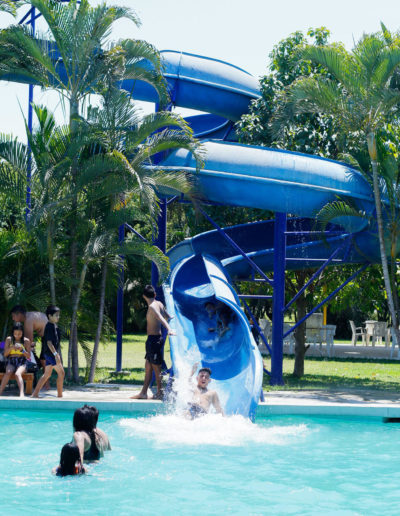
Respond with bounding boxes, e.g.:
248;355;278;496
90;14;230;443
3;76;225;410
145;335;163;365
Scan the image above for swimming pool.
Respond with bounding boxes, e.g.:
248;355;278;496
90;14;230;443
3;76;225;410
1;409;399;515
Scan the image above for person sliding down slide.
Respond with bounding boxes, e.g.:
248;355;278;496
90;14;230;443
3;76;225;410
186;363;224;419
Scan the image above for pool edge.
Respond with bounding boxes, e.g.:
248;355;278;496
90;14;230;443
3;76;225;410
1;396;400;419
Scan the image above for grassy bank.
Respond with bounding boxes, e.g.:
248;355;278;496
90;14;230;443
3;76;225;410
56;335;400;393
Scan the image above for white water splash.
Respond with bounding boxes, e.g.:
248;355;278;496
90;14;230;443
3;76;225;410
120;414;308;447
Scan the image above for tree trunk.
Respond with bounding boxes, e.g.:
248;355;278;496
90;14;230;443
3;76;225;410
68;262;87;383
48;224;56;305
293;286;308;378
68;96;80;380
88;258;108;383
368;132;400;346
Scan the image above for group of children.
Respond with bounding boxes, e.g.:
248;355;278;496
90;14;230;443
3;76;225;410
0;305;64;397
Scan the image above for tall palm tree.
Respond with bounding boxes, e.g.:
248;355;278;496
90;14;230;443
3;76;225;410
0;1;22;16
273;29;400;343
79;87;204;382
0;0;169;380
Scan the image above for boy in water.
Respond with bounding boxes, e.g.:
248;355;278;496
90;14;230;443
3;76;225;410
31;306;64;398
186;363;224;419
131;285;175;400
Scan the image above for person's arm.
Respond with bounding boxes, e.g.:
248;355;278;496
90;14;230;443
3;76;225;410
73;431;86;463
23;337;31;359
3;337;11;357
150;305;176;335
212;391;224;416
23;320;34;345
46;326;61;365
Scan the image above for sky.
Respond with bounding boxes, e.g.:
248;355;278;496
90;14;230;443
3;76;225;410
0;0;400;140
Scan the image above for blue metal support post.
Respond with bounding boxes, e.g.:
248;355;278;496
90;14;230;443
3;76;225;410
22;7;35;222
271;212;287;386
116;224;124;372
151;199;167;294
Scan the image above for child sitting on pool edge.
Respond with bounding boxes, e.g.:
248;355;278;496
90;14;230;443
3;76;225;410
31;306;64;398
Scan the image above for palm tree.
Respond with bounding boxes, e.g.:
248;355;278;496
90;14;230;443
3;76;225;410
0;105;72;305
78;87;204;382
273;29;400;343
0;0;169;380
0;1;22;16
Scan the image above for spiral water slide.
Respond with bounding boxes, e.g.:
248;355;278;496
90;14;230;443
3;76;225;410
3;50;377;418
124;50;380;419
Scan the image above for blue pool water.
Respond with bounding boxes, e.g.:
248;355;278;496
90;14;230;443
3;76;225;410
1;409;400;515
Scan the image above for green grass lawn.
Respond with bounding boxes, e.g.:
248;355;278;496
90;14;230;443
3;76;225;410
57;334;400;393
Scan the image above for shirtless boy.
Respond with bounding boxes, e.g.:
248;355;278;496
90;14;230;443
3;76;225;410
11;305;49;388
186;363;224;418
131;285;175;400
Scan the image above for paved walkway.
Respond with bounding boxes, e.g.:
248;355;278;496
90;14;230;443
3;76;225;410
282;342;398;360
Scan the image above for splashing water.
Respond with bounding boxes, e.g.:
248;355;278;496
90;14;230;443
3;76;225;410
120;413;309;447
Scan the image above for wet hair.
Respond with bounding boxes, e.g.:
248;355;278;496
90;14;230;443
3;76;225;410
83;404;99;427
58;443;82;476
204;302;215;309
143;285;156;299
73;406;95;434
198;367;212;376
73;406;100;461
11;305;26;315
46;305;60;318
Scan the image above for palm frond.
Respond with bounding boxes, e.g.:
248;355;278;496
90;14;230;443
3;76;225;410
316;199;368;233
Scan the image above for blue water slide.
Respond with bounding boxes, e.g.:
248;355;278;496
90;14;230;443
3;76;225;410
1;43;378;416
164;254;263;419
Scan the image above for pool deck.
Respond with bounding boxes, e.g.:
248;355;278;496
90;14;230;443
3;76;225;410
0;384;399;418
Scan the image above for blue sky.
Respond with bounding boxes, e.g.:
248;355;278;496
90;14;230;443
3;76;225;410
0;0;399;140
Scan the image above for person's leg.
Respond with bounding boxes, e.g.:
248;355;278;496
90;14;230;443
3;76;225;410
40;358;50;390
130;360;152;399
0;367;13;395
15;365;26;397
152;364;163;398
54;363;65;398
31;365;53;398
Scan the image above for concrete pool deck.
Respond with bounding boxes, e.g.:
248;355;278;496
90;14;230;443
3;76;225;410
0;384;399;418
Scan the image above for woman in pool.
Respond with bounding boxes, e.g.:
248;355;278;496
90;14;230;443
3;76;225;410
72;406;111;463
53;443;86;476
0;322;30;397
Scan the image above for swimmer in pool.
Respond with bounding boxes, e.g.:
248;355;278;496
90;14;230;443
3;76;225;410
186;363;224;419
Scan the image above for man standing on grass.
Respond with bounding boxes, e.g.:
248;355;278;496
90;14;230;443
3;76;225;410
130;285;175;400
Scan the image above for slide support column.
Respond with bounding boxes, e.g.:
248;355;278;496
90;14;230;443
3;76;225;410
271;212;286;385
116;224;124;372
151;199;167;298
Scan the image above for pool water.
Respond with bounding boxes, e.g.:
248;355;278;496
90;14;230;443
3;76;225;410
1;409;400;515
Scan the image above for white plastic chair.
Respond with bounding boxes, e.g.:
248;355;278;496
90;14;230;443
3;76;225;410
283;323;295;354
389;327;400;359
349;320;366;346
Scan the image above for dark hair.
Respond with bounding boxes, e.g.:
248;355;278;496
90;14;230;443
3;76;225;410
83;404;99;427
143;285;156;299
73;406;95;433
46;305;60;318
11;305;26;315
198;367;212;376
58;443;82;476
11;322;25;344
73;406;100;460
204;302;215;308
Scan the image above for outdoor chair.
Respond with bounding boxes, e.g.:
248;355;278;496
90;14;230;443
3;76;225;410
389;327;400;359
349;320;366;346
283;323;295;354
371;321;388;347
321;324;336;357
